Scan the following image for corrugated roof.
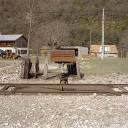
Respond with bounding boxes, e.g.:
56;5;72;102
0;34;23;41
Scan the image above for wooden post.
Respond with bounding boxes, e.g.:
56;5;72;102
43;55;48;79
76;60;81;79
90;30;92;54
20;57;32;79
20;58;26;79
60;63;64;73
121;48;123;58
35;56;39;78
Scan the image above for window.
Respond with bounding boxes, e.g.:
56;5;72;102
100;46;110;53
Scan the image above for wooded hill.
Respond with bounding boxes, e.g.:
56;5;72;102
0;0;128;53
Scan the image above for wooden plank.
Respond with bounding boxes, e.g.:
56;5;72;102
51;50;76;63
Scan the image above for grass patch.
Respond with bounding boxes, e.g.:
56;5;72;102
81;58;128;75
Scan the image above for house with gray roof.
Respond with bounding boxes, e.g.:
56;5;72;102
0;34;28;56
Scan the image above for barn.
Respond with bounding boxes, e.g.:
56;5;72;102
0;34;28;56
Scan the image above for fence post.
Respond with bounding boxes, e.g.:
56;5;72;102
76;60;81;78
35;56;39;78
20;57;32;79
43;55;48;79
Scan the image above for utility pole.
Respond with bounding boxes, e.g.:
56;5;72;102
27;0;34;57
101;8;105;60
89;29;92;54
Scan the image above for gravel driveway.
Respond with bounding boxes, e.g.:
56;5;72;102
0;94;128;128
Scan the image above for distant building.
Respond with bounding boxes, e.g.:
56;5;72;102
0;34;28;56
90;44;118;57
60;46;89;58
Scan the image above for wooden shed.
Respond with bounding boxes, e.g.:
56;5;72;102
60;46;88;58
0;34;28;56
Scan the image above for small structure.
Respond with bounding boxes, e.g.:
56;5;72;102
60;46;88;58
51;50;81;80
0;34;28;57
90;44;118;57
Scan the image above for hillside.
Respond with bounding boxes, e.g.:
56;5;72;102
0;0;128;53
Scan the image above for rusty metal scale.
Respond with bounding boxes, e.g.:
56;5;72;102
50;49;81;84
50;50;76;63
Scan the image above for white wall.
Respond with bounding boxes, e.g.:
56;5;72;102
97;53;118;58
78;47;88;57
0;47;16;53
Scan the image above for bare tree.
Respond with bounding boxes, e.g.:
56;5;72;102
38;21;70;48
119;30;128;58
37;0;73;12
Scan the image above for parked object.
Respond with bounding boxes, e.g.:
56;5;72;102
0;49;5;57
1;50;17;59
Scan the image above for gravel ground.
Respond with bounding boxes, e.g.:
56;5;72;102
0;66;20;83
0;60;20;68
0;65;128;84
0;94;128;128
0;61;128;128
0;60;128;84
